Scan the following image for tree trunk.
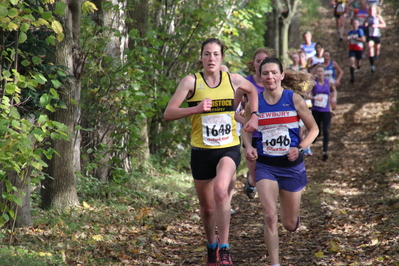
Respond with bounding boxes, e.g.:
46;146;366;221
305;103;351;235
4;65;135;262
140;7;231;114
10;172;32;227
279;0;300;64
264;8;280;55
127;0;151;167
0;171;32;228
88;0;124;181
289;12;300;50
41;0;81;209
265;0;300;60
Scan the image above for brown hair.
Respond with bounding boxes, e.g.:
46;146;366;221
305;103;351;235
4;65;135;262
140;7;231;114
196;38;228;71
260;57;315;94
246;48;274;73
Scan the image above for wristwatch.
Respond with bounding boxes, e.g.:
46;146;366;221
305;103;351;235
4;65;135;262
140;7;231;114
251;111;260;117
297;145;304;155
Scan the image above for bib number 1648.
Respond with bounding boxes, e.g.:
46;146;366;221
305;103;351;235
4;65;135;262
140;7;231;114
205;124;231;137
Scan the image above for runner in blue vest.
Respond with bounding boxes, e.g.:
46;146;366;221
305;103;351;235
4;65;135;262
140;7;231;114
242;57;319;266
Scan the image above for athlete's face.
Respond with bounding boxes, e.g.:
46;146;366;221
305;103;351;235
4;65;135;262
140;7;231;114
291;54;299;64
323;52;331;62
352;19;360;29
303;32;312;44
316;44;323;55
254;52;268;77
299;52;306;64
201;43;224;73
316;67;325;79
260;63;284;90
370;6;377;16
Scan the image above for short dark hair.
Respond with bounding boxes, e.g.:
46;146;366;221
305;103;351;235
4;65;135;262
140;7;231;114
260;57;284;74
200;38;228;56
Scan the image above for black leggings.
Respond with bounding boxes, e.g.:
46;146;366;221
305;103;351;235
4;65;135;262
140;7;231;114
312;110;331;153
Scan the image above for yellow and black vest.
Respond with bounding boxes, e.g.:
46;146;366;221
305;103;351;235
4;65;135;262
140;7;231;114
187;71;239;149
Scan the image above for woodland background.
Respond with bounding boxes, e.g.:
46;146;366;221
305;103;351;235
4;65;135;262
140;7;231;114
0;0;398;265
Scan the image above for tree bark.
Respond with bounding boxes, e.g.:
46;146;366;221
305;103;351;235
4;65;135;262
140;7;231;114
280;0;300;64
264;8;280;55
289;11;300;50
41;0;81;209
10;172;32;227
126;0;151;167
264;0;300;61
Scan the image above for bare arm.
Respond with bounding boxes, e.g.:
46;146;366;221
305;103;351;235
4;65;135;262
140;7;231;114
333;61;343;86
163;75;212;121
377;15;386;28
234;88;245;110
286;94;319;161
230;73;259;133
242;103;258;162
330;80;337;110
306;57;315;72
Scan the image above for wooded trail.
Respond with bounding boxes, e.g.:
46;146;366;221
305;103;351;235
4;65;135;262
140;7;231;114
150;1;399;265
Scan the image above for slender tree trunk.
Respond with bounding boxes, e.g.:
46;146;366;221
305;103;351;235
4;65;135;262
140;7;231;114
265;0;300;60
10;172;32;227
0;171;32;228
264;8;280;56
127;0;151;167
280;0;300;64
41;0;82;209
88;0;124;181
289;12;300;49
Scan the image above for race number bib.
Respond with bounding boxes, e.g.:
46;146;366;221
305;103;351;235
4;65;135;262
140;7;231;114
202;113;233;146
260;125;291;156
336;3;345;14
314;93;329;108
324;69;333;81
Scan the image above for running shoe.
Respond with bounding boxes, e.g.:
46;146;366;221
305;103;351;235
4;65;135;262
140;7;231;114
371;65;376;73
206;245;219;266
218;247;233;266
322;152;329;161
244;179;256;199
304;148;313;156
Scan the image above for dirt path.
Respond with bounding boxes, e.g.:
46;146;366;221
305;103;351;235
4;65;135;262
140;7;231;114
153;2;399;265
229;2;399;265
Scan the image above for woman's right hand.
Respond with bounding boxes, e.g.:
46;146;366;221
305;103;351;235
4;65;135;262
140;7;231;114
198;98;213;113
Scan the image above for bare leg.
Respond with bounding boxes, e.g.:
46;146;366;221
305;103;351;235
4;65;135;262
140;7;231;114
280;189;303;232
194;178;217;245
375;43;381;57
214;157;236;244
257;179;280;265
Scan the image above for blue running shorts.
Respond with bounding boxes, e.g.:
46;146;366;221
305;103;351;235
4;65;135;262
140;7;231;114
255;162;308;192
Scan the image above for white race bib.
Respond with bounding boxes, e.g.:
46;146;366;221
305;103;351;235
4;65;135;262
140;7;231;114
324;69;333;80
202;113;233;146
260;125;291;156
336;3;345;13
314;93;329;108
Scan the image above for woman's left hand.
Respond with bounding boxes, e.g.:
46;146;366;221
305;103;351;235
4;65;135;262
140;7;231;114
287;147;299;162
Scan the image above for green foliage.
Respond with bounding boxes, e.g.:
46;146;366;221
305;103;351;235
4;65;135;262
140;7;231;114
3;167;195;264
222;0;272;73
298;0;322;25
76;0;275;179
375;143;399;173
0;0;69;229
0;246;65;266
